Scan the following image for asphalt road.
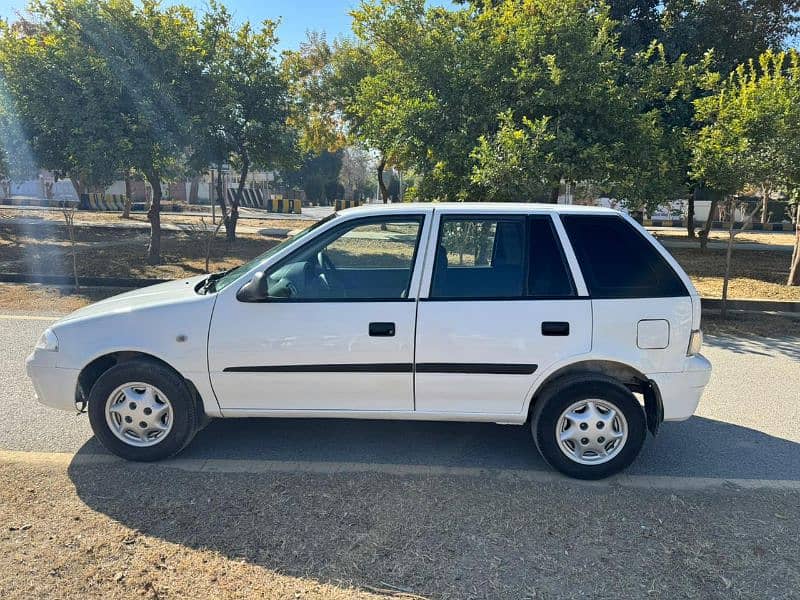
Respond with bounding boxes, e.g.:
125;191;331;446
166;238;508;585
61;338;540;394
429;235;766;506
2;315;799;481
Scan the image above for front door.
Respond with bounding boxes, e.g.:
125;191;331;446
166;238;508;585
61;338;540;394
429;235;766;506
414;213;592;417
208;212;429;412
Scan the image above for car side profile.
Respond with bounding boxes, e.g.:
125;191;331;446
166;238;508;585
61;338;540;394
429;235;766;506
26;203;711;479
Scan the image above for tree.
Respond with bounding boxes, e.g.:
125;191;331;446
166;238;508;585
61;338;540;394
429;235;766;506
470;111;555;203
692;49;800;286
339;146;373;200
297;0;706;212
283;150;343;204
198;4;295;242
1;1;204;264
0;12;122;195
608;0;800;237
96;0;204;263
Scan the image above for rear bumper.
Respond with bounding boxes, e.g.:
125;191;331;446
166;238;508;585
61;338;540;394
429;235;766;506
648;354;712;421
26;354;80;412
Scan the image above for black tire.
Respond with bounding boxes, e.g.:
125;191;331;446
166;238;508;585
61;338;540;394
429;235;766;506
87;359;199;461
530;374;646;480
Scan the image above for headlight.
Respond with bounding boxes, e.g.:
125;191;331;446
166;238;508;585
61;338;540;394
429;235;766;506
35;328;59;352
687;329;703;356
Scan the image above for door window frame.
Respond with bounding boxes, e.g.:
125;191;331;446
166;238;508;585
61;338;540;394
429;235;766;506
237;213;431;303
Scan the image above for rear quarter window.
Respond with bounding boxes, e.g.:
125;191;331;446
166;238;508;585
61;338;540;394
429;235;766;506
561;215;688;299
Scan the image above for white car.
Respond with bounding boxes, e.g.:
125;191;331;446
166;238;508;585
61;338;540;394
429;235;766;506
27;203;711;479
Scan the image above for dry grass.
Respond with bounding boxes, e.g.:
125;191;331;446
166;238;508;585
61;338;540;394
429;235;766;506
669;247;800;300
0;224;281;280
0;207;310;232
1;455;799;599
0;284;118;314
0;458;386;600
702;311;800;338
653;229;797;247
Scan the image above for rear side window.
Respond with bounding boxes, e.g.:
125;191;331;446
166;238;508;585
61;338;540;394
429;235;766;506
432;217;526;298
430;214;575;299
561;215;688;298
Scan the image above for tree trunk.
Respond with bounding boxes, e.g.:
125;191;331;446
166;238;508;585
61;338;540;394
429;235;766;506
189;175;200;205
227;157;249;243
144;169;162;265
62;208;80;292
761;186;769;224
698;197;719;251
214;164;229;228
789;217;800;286
721;197;735;319
122;173;133;219
548;183;560;204
687;186;698;238
377;158;389;204
69;176;85;200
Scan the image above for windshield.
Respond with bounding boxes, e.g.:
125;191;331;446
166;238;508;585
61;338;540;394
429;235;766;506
213;213;339;292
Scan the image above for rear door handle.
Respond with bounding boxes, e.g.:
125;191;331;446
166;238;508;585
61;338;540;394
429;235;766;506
542;321;569;336
369;322;396;337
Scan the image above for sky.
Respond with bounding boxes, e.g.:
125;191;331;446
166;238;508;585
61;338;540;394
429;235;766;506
0;0;457;52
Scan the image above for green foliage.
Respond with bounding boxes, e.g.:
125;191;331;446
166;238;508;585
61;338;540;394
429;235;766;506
195;2;295;239
0;8;126;189
470;111;554;202
282;150;343;204
197;3;294;176
292;0;715;211
692;50;800;196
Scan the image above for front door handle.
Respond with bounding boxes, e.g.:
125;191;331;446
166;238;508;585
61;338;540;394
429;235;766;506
542;321;570;336
369;322;396;337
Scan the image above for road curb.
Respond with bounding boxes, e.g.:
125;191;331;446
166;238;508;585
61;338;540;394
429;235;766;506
701;297;800;314
0;273;168;288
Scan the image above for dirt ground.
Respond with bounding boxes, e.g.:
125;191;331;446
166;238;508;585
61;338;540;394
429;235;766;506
0;223;282;280
1;454;798;600
0;284;120;314
653;229;797;247
668;247;800;301
0;206;311;232
700;311;800;337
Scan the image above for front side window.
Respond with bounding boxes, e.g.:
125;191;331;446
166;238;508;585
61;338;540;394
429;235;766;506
561;215;688;298
264;216;423;300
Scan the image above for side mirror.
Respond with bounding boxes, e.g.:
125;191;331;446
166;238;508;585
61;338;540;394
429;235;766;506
236;272;270;302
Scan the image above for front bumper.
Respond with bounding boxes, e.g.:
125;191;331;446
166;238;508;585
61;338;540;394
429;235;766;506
26;352;80;412
648;354;712;421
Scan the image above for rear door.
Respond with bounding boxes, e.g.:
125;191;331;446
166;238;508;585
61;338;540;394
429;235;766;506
413;212;592;418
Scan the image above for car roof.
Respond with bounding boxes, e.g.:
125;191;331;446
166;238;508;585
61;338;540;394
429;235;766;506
338;202;620;217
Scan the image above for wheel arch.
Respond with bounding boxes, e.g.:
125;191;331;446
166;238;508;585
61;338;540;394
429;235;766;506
525;359;663;435
76;351;205;418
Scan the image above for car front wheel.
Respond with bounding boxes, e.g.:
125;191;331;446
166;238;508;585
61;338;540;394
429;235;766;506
531;374;646;480
87;359;199;461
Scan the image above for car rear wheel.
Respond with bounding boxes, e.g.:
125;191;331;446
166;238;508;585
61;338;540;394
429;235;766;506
531;374;646;480
87;359;199;461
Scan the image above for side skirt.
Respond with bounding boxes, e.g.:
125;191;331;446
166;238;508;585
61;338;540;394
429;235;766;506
214;408;528;425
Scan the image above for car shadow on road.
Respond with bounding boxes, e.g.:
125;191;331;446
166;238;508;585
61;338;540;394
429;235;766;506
72;413;800;481
705;333;800;361
65;415;800;598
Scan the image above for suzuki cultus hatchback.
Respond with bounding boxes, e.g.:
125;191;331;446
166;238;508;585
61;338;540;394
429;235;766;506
27;204;711;479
